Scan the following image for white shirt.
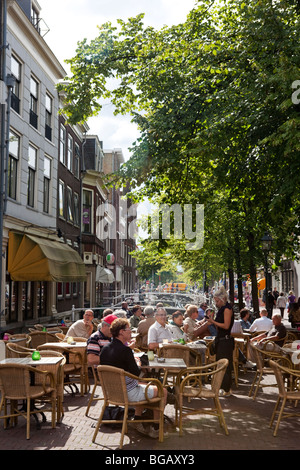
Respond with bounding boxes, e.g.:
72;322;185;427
249;316;273;333
147;321;173;345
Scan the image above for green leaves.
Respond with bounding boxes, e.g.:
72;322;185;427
58;0;300;290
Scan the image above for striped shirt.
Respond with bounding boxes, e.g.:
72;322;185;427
87;330;111;357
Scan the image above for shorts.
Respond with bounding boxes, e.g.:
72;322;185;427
127;383;156;402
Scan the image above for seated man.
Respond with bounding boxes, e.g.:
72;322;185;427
249;313;287;360
87;313;117;367
65;309;94;339
148;308;173;350
100;317;167;438
240;308;252;330
136;306;156;349
249;309;272;333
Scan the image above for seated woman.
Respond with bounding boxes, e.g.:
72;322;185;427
168;311;187;341
183;305;200;341
192;308;217;339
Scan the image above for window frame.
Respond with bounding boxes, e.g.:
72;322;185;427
29;75;39;129
8;129;20;200
27;144;37;208
43;155;51;213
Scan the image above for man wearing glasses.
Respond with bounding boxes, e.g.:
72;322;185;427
65;309;94;339
147;308;173;351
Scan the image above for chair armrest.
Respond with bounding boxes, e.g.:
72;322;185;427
28;366;56;392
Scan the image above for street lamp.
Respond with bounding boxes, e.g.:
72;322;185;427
261;231;273;316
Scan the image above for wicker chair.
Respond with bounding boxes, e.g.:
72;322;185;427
37;344;85;396
36;350;66;423
92;365;165;449
248;342;293;400
174;359;229;436
46;327;63;334
5;343;35;358
0;363;57;439
55;333;66;341
158;343;199;386
269;360;300;436
85;365;103;417
29;331;58;349
5;334;31;348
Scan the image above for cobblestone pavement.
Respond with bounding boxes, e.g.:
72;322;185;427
0;311;299;454
0;367;299;453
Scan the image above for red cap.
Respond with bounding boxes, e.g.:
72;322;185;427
102;314;118;325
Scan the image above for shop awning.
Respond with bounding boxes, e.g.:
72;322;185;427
95;265;114;284
8;232;87;282
257;278;266;290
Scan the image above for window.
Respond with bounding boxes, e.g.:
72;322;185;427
45;93;52;141
11;55;21;114
67;186;73;222
82;189;92;233
8;129;19;200
27;144;37;207
43;155;51;213
67;134;73;172
74;143;80;178
58;180;65;218
31;5;40;31
30;76;39;128
74;192;79;226
60;124;66;164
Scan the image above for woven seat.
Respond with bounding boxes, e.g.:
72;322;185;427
35;350;66;423
29;331;58;349
92;365;165;449
269;360;300;436
248;342;293;400
158;343;199;386
5;343;35;358
5;334;31;348
174;358;229;436
0;363;56;439
37;344;85;396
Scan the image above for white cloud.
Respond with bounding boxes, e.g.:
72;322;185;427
38;0;197;160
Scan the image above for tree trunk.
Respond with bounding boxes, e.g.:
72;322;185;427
247;233;259;317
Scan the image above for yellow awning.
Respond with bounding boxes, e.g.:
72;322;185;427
8;232;87;282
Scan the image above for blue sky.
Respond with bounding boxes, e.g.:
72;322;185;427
38;0;197;160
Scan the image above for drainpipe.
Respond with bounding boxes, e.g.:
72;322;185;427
0;0;8;333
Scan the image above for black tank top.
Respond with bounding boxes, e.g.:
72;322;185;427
215;302;234;338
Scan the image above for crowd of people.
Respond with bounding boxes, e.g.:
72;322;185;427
63;286;296;438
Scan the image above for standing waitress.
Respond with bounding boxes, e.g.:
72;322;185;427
207;286;234;396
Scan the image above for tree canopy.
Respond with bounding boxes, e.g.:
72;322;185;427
58;0;300;308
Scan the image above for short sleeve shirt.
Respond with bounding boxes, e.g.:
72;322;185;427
87;330;111;357
147;321;173;345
